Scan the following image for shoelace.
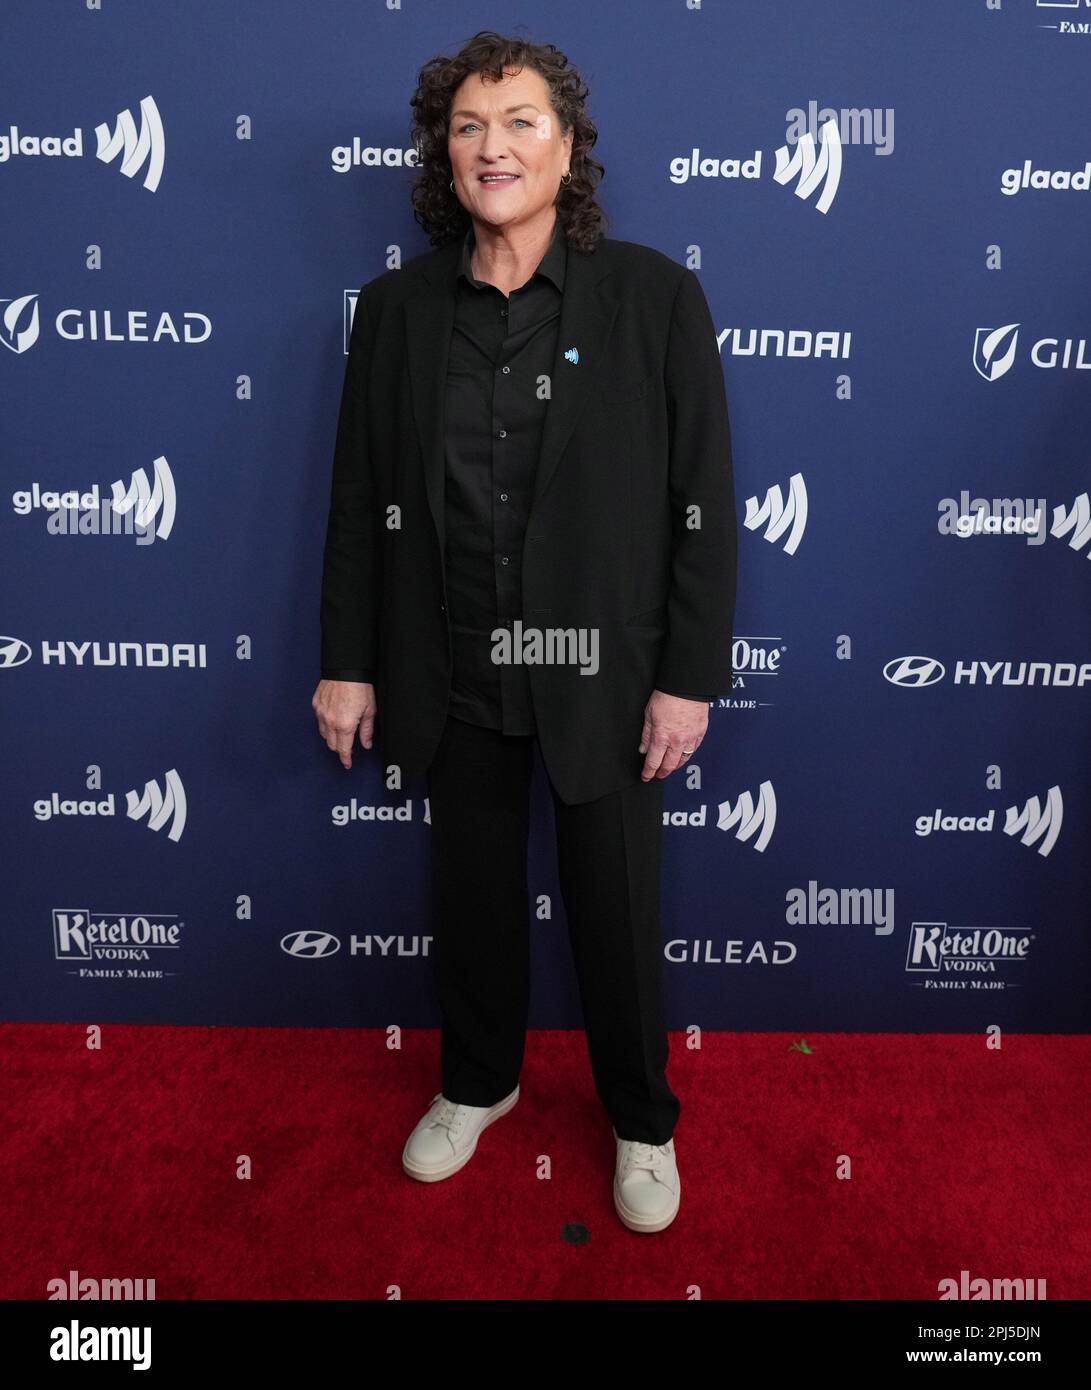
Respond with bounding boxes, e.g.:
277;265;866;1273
619;1140;670;1179
430;1097;467;1137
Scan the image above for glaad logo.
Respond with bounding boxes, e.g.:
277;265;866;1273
1054;491;1091;555
126;771;187;842
914;786;1063;857
1001;158;1091;195
973;323;1091;380
0;94;164;192
716;780;776;852
33;770;187;841
940;489;1091;556
95;96;165;191
671;106;884;215
12;455;177;542
905;921;1034;985
330;139;420;174
280;931;341;959
744;473;807;554
944;495;1045;541
884;655;1091;688
1005;786;1063;856
331;798;418;825
663;780;776;850
773;117;842;215
53;909;182;965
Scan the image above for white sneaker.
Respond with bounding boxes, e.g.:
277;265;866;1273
401;1085;520;1182
612;1128;681;1233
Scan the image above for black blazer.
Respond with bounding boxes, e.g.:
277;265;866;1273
319;231;737;805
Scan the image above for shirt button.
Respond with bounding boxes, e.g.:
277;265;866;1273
498;429;507;438
499;492;508;502
500;556;510;565
501;365;510;374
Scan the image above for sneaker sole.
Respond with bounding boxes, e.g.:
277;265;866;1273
613;1172;681;1233
401;1084;520;1183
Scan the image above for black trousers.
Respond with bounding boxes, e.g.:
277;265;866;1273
424;712;680;1146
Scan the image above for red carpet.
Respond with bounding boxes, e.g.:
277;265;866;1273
2;1024;1088;1300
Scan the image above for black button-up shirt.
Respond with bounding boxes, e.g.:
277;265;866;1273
442;215;568;735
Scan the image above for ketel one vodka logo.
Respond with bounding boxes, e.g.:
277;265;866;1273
905;922;1033;979
0;95;164;191
53;909;182;963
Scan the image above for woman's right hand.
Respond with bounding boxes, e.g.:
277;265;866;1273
312;679;377;769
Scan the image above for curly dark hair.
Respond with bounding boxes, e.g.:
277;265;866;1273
408;29;607;253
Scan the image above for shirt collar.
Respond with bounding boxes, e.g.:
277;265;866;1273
458;214;567;293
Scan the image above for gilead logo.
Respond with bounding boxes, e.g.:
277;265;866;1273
974;323;1091;380
0;293;210;351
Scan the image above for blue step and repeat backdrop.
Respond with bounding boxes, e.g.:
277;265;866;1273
2;1;1088;1032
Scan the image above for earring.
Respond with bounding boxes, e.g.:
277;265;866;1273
560;171;571;185
449;179;454;191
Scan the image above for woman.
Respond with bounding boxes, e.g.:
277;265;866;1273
313;31;737;1234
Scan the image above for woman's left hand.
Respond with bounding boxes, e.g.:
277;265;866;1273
638;690;710;781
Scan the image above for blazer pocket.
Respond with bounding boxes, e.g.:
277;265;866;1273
599;371;653;405
624;606;668;628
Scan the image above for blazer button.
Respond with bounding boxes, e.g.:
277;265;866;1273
440;603;446;613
